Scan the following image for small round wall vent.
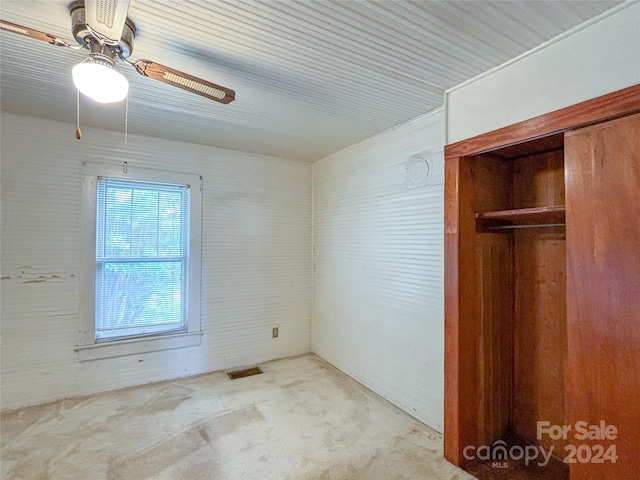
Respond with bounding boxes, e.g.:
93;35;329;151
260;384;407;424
407;156;432;189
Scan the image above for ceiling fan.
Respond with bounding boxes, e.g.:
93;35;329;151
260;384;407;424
0;0;235;105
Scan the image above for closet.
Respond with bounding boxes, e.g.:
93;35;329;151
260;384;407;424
444;85;640;480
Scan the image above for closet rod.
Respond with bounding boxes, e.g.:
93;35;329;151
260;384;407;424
486;223;566;230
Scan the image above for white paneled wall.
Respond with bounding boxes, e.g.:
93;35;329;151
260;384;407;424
0;113;311;410
312;109;445;431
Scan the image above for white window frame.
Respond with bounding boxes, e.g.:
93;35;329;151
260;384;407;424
76;163;202;361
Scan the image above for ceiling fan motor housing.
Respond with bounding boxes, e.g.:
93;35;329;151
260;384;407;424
69;0;136;58
87;41;118;67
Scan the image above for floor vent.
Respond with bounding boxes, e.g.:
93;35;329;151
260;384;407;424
227;366;263;380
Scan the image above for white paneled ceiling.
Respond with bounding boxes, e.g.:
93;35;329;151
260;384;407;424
0;0;623;161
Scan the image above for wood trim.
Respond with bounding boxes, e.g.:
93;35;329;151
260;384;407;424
445;84;640;158
444;157;461;464
444;155;481;466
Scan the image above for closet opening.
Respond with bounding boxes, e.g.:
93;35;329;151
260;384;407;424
463;133;569;480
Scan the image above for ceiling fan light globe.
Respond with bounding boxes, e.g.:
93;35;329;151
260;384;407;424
72;62;129;103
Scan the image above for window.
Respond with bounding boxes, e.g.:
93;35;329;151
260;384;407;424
77;164;202;361
95;178;189;340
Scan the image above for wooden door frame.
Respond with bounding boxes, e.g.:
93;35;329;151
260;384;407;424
443;84;640;466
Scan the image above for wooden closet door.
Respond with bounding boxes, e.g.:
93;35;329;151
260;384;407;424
565;113;640;480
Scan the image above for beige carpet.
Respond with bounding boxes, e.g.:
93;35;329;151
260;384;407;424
1;354;474;480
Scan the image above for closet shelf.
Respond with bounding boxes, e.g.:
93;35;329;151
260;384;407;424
476;205;566;229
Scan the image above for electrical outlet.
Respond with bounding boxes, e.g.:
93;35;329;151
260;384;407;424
272;327;279;338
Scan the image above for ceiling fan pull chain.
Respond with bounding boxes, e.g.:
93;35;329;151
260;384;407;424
123;93;129;169
75;89;82;140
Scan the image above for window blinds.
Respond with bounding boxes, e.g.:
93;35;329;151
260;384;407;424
95;178;190;340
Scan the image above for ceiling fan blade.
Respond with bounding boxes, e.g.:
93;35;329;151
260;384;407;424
0;20;64;45
133;60;236;104
84;0;131;45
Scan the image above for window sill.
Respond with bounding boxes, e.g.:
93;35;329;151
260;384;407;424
75;330;203;362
